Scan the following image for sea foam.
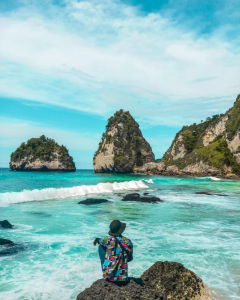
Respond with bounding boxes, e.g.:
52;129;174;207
0;180;148;207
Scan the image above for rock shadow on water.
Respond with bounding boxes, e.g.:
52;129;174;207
195;192;229;197
27;212;53;217
0;241;29;256
89;209;110;215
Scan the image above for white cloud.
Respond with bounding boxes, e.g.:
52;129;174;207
0;0;239;126
0;117;100;151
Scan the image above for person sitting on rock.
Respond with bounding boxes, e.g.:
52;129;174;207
93;220;133;282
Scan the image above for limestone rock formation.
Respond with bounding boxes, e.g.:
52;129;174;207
93;110;155;173
135;95;240;178
10;135;76;172
76;261;212;300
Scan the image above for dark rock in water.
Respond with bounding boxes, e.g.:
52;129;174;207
76;261;212;300
76;278;165;300
0;238;14;245
0;220;13;229
0;242;28;256
196;192;228;197
196;192;212;195
78;198;110;205
123;193;140;201
122;193;163;203
143;192;149;195
141;261;212;300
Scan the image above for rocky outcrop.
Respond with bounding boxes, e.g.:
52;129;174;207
78;198;110;205
93;110;155;173
10;135;76;172
76;261;212;300
0;220;13;229
0;239;14;245
135;95;240;178
134;161;237;178
122;193;163;203
141;261;212;300
77;278;165;300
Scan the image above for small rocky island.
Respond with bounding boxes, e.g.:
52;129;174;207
76;261;213;300
135;94;240;178
10;135;76;172
93;109;155;173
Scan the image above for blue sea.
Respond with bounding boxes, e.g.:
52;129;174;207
0;168;240;300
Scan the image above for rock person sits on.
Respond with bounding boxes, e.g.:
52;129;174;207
93;220;133;282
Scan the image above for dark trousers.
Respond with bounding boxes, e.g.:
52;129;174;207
98;244;106;267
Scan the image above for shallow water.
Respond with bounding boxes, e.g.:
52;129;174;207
0;169;240;299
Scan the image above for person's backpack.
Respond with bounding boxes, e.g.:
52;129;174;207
115;238;133;262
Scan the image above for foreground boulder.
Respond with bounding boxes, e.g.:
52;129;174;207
10;135;76;172
76;261;212;300
93;109;155;173
77;278;165;300
78;198;110;205
0;220;13;229
141;261;212;300
0;239;14;245
122;193;163;203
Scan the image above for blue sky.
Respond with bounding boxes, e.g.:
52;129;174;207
0;0;240;168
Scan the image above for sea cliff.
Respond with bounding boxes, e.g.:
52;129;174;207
135;95;240;178
93;109;155;173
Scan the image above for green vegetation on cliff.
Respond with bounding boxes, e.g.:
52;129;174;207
10;135;75;169
226;95;240;140
93;109;154;172
162;95;240;176
94;109;152;161
165;136;240;175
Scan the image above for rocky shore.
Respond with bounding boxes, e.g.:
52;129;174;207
133;161;238;179
76;261;213;300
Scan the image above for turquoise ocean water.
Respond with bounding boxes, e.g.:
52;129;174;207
0;168;240;300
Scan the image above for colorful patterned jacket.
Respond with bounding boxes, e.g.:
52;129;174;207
99;235;133;282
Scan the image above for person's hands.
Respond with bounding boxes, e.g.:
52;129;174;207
93;238;100;246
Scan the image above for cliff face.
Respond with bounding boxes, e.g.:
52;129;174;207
135;95;240;178
93;109;155;173
10;135;76;172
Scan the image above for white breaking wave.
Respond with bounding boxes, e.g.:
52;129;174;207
0;180;149;207
144;179;154;184
197;176;222;181
209;177;222;181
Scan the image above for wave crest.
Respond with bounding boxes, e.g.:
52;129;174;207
0;180;148;207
